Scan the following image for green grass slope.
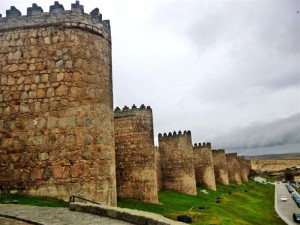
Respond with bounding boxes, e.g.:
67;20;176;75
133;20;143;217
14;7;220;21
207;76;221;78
0;194;68;207
118;181;284;225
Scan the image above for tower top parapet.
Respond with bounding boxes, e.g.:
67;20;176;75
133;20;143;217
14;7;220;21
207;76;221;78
0;1;111;41
212;149;225;153
158;130;192;140
193;142;211;148
226;152;238;157
114;104;152;116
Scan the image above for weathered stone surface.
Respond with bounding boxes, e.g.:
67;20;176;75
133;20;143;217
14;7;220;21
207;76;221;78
114;106;158;204
212;149;229;185
55;60;64;68
13;50;22;60
0;6;116;206
158;131;197;195
38;152;49;161
56;85;68;96
44;37;51;44
36;89;46;98
226;153;242;184
41;74;48;83
30;168;44;179
20;104;30;113
238;156;249;182
155;147;163;191
9;64;18;72
193;143;216;190
52;167;64;179
12;91;22;100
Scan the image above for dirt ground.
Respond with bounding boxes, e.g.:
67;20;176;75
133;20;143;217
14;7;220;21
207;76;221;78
251;159;300;172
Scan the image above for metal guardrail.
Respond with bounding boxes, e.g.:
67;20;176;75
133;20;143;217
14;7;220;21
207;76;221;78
69;195;100;205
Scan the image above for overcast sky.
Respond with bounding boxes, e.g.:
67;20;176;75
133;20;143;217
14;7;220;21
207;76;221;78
1;0;299;155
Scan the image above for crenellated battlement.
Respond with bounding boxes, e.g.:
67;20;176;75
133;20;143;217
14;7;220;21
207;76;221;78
212;149;225;154
193;142;211;148
226;152;238;157
193;141;216;190
114;104;152;117
158;129;196;195
0;1;111;41
158;130;191;139
226;152;241;184
114;102;157;203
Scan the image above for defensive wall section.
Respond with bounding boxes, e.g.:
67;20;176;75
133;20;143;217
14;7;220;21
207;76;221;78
238;156;248;182
155;146;163;191
0;1;251;207
158;131;197;195
193;142;216;190
114;104;158;203
212;149;229;185
226;153;242;184
0;1;117;205
246;159;252;174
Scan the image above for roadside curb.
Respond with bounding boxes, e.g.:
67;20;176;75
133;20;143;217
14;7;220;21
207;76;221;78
70;202;184;225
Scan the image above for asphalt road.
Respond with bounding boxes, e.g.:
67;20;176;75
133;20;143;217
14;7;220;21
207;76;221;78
275;182;300;225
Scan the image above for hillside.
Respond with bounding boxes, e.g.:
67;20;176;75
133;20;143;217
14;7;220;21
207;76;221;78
118;181;284;225
246;153;300;172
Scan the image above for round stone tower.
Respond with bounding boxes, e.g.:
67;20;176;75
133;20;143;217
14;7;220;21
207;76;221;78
193;142;216;190
212;149;229;185
226;153;242;184
0;1;116;206
158;131;197;195
114;104;158;204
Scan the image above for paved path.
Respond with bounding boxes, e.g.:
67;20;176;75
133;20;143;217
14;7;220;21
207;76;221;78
0;204;132;225
275;182;300;225
0;216;31;225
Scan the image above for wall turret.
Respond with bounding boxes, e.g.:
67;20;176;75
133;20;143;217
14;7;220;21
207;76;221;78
0;1;111;38
158;130;197;195
0;1;116;206
193;142;216;190
212;149;229;185
114;104;158;203
238;156;248;182
226;153;242;184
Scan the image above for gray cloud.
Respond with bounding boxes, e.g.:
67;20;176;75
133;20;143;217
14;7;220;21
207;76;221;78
210;113;300;149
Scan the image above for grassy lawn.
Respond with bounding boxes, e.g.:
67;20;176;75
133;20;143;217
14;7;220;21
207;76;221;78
0;194;68;207
118;180;285;225
0;181;285;224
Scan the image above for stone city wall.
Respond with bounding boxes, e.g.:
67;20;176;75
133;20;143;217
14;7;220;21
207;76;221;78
246;159;252;174
193;143;216;190
155;146;163;191
0;1;117;206
238;156;248;182
212;149;229;185
158;131;197;195
226;153;242;184
114;104;158;203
